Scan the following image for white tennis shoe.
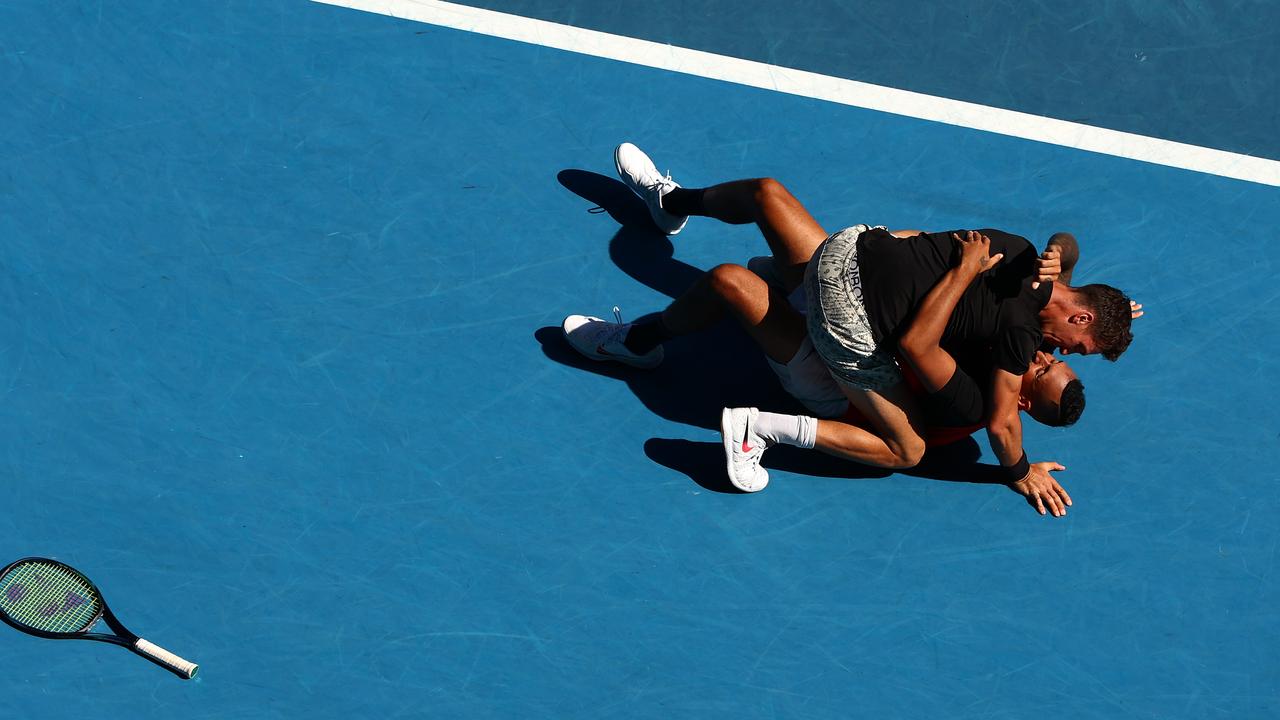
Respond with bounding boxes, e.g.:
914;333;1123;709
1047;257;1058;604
721;407;771;492
561;308;664;369
614;142;689;235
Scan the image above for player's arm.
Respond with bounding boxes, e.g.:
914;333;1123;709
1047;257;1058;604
899;231;1002;392
986;368;1027;469
1043;233;1144;319
1039;232;1144;323
987;368;1071;516
1030;232;1076;290
1046;232;1079;286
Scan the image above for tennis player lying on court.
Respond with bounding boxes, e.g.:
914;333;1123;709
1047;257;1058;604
562;144;1135;515
565;231;1088;514
745;230;1134;496
743;231;1090;449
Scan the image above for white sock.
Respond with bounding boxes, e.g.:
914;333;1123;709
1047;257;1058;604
754;411;817;449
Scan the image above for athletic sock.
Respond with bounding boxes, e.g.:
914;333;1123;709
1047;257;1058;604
661;187;707;217
753;411;817;449
623;318;672;355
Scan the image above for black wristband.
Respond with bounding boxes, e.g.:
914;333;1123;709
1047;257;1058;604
1003;452;1030;484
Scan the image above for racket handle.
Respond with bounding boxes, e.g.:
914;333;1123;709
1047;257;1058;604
133;638;199;679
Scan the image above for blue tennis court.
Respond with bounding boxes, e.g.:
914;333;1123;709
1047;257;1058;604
2;1;1277;717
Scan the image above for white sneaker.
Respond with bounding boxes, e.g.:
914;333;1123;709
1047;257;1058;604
561;307;664;369
721;407;771;492
614;142;689;235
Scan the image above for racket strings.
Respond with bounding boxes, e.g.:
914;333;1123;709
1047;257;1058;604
0;561;102;633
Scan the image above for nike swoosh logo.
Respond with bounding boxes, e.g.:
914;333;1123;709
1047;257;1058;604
596;344;614;356
742;439;754;453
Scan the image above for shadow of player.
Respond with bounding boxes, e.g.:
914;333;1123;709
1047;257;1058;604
642;437;1004;494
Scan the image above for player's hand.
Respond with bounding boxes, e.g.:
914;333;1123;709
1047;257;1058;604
1009;461;1072;517
1131;300;1144;319
1032;248;1062;290
953;231;1003;277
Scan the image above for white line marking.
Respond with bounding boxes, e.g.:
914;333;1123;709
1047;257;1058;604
314;0;1279;187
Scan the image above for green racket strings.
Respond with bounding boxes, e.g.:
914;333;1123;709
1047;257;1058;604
0;562;102;633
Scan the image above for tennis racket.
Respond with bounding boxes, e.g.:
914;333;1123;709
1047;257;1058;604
0;557;198;679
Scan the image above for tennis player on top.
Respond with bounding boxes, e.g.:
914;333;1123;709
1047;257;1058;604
562;144;1135;515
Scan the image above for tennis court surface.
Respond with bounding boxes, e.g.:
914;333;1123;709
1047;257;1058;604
2;1;1277;717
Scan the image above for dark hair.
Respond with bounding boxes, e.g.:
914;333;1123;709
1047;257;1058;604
1055;379;1085;427
1076;284;1133;361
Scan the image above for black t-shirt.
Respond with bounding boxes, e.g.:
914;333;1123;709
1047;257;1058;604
921;367;985;427
857;228;1052;376
919;348;998;427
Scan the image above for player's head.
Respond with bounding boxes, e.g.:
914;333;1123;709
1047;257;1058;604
1019;351;1085;427
1041;284;1133;360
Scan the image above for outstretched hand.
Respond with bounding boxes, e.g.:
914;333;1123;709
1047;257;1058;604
953;231;1003;276
1009;462;1072;517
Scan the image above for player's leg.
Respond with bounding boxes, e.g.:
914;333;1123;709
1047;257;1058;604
802;222;928;467
656;263;806;363
723;369;928;491
614;143;827;292
722;385;927;492
562;263;805;367
664;178;828;293
821;381;927;468
751;319;931;469
716;262;930;491
642;265;928;480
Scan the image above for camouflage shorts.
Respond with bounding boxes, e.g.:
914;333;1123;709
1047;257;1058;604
803;225;902;392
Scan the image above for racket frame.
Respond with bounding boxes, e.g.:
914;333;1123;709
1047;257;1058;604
0;557;198;679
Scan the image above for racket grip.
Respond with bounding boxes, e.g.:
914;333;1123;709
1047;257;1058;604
134;638;199;679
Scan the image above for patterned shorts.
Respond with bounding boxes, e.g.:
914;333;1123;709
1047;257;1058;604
803;225;903;392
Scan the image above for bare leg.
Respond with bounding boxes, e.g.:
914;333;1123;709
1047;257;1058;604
815;381;928;469
671;178;829;292
661;181;933;469
660;265;930;469
641;261;933;469
658;263;806;364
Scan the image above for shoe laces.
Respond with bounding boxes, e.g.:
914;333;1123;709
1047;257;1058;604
601;306;632;347
643;171;676;195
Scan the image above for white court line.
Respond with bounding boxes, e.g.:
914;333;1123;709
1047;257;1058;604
313;0;1279;187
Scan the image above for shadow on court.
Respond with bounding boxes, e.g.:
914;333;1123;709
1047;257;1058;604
533;323;794;431
548;168;1019;497
557;168;654;230
641;434;1010;494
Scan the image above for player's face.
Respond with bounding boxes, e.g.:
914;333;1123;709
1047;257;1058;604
1043;326;1096;356
1021;351;1078;425
1041;309;1098;356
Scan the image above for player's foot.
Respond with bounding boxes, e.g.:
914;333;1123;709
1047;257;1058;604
561;308;664;369
614;142;689;235
721;407;771;492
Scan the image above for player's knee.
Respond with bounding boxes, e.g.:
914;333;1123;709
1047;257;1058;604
887;437;926;469
706;263;755;301
752;177;790;207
